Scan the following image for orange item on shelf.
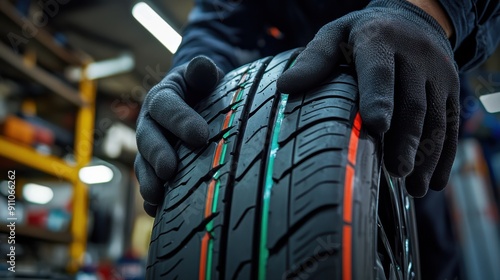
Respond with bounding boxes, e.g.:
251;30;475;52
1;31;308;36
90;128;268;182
2;115;36;145
1;115;56;146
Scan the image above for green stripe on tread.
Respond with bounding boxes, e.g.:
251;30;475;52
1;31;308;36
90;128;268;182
204;78;247;279
258;93;289;280
206;239;213;280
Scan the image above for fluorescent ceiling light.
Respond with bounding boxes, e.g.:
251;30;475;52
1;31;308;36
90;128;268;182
23;183;54;204
479;92;500;113
132;2;182;53
79;165;114;184
66;53;135;81
103;123;138;158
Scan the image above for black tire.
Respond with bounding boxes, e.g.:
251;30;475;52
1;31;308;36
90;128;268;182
146;50;383;280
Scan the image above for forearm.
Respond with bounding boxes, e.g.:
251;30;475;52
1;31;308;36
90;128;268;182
172;0;265;73
406;0;454;38
433;0;500;71
173;26;242;73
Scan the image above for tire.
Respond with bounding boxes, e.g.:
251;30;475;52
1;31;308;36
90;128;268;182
146;50;383;280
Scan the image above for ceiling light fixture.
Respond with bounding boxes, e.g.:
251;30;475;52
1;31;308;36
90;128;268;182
66;53;135;81
23;183;54;204
79;165;114;184
479;92;500;113
132;2;182;53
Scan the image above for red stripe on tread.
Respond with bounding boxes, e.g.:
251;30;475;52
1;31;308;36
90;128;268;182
342;112;362;280
204;180;216;218
212;139;225;167
200;180;215;279
353;112;362;131
199;69;249;280
223;111;232;129
343;165;355;223
231;72;247;103
199;232;210;280
347;113;361;165
342;225;352;280
231;89;241;104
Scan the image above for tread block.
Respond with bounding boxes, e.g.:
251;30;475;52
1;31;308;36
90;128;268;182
298;98;352;128
294;122;348;163
147;233;201;280
290;159;343;224
288;210;341;264
152;185;211;257
266;173;291;249
235;100;273;179
168;142;216;189
303;79;357;104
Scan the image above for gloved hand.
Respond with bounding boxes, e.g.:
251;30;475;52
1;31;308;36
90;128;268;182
277;0;460;197
135;56;224;216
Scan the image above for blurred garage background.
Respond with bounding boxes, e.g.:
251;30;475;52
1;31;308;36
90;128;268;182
0;0;498;279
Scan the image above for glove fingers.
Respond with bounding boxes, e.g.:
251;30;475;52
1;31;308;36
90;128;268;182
184;56;224;104
136;114;179;181
149;91;209;148
405;83;447;197
277;20;348;95
384;61;427;177
143;201;158;218
134;154;166;206
428;92;460;191
355;48;395;134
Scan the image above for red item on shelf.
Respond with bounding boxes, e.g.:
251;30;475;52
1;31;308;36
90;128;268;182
2;115;55;146
27;209;49;228
2;115;35;145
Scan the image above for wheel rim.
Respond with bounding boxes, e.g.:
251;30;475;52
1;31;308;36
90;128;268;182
376;167;421;280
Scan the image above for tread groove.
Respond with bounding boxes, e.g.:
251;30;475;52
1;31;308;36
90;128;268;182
219;57;274;280
232;206;256;230
279;117;350;147
275;149;343;181
294;180;339;200
268;205;339;254
234;151;263;181
249;96;274;117
165;164;224;212
154;213;219;260
159;259;183;277
286;92;355;115
245;125;268;144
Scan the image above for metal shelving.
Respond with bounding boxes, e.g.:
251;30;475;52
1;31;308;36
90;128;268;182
0;2;96;273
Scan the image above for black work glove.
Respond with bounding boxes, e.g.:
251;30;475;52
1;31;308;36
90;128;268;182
135;56;224;216
277;0;460;197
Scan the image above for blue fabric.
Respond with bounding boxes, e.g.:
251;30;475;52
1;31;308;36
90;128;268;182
438;0;500;71
173;0;500;74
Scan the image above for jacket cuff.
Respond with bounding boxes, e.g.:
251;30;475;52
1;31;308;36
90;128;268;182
437;0;476;50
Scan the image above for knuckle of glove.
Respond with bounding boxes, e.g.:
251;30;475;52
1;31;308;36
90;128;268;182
184;56;223;103
139;183;164;206
143;201;158;217
136;124;178;181
134;156;165;205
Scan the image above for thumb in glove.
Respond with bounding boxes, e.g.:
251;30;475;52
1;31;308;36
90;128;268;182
135;56;224;216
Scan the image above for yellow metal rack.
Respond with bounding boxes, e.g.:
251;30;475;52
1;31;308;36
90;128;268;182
0;2;96;272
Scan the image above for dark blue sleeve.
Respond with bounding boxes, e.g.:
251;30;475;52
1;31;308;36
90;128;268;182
438;0;500;71
172;0;265;73
175;0;500;74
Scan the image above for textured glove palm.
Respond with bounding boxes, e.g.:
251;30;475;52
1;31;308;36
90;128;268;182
278;0;460;197
135;56;224;216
